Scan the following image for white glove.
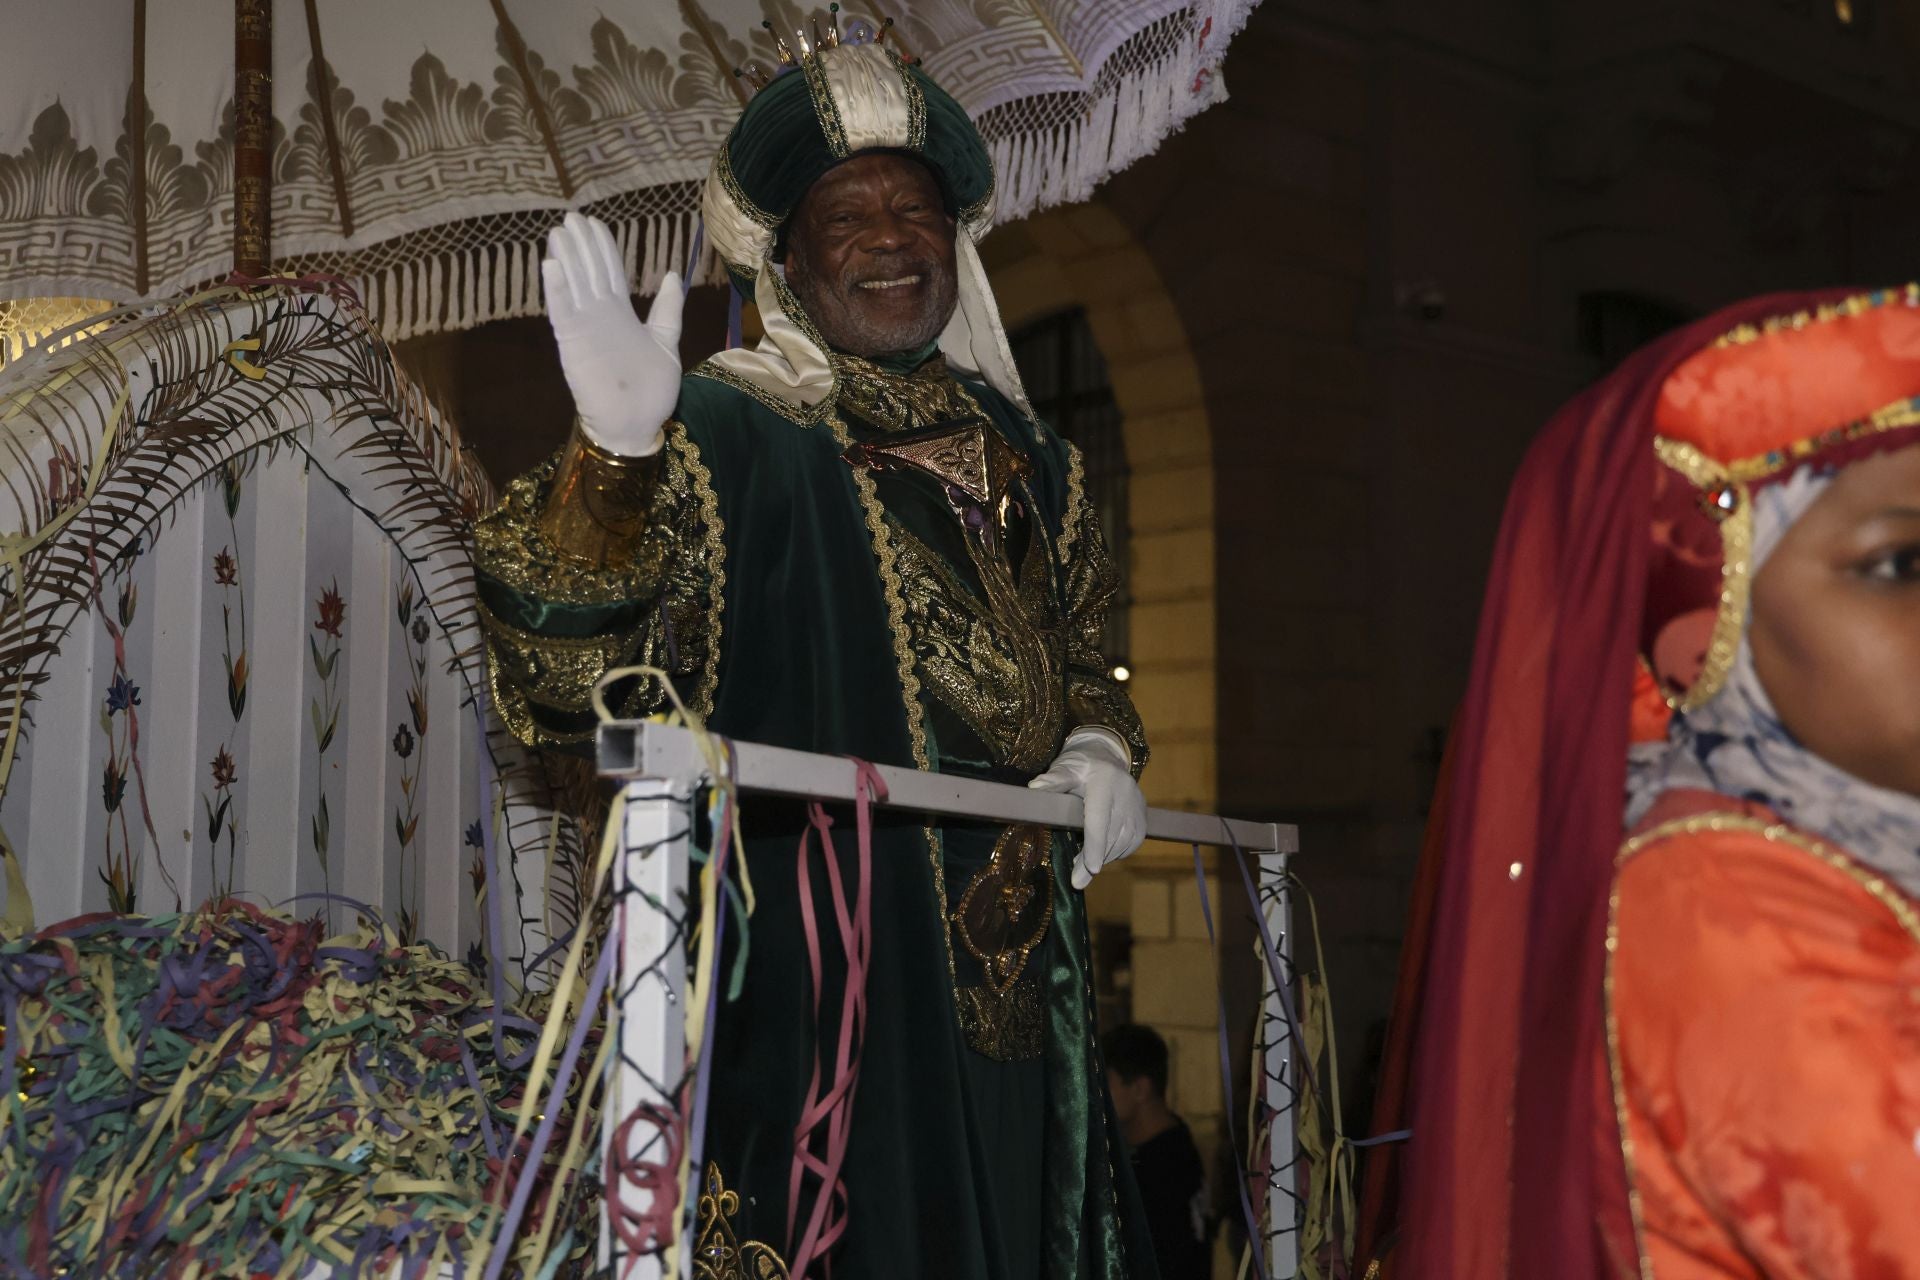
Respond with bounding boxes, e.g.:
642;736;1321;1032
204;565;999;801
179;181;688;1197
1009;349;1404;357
542;211;682;457
1028;728;1147;890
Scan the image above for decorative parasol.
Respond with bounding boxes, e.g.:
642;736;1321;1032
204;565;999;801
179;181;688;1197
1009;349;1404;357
1;0;1256;349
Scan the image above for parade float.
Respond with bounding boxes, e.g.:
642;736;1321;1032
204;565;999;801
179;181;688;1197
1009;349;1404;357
0;4;1330;1276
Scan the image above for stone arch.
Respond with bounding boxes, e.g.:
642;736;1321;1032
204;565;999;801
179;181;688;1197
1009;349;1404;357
983;201;1218;820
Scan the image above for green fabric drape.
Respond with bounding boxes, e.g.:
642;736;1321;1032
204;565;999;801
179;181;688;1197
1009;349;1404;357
477;362;1157;1279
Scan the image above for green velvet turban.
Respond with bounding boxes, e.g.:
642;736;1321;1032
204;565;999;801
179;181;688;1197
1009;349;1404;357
701;42;996;296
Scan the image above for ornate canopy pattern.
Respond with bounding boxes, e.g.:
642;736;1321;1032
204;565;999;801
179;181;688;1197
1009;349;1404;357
0;0;1254;343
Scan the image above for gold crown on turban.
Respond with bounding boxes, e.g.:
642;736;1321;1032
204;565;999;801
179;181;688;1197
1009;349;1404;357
735;6;918;93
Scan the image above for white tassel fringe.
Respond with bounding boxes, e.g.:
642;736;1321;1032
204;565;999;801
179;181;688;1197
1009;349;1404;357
353;3;1249;343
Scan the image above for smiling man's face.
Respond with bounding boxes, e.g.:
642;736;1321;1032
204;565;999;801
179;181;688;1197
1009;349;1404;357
783;152;959;358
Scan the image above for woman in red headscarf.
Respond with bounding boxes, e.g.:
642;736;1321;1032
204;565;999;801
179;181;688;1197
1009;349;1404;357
1359;285;1920;1279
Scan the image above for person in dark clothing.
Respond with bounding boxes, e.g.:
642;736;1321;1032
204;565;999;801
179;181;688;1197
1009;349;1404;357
1103;1024;1212;1280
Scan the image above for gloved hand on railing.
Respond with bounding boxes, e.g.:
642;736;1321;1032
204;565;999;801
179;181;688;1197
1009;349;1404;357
1029;727;1147;890
542;211;683;457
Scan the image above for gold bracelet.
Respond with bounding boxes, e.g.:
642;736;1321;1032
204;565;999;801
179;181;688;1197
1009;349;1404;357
535;423;666;569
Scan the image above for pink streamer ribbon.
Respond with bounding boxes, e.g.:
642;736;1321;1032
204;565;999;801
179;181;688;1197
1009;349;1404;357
786;760;886;1277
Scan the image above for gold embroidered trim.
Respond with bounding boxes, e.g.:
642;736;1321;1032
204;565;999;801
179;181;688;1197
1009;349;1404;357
673;427;728;723
1650;437;1752;711
1058;440;1089;573
689;360;832;427
952;825;1056;994
485;641;589;748
714;139;783;231
828;407;961;997
473;452;672;607
769;263;839;353
1720;398;1920;484
831;409;930;772
801;52;850;159
960;171;996;233
834;352;980;433
691;268;844;425
477;597;633;748
889;47;927;152
1618;810;1920;942
694;1162;791;1279
1606;810;1920;1280
956;971;1045;1062
1712;283;1920;348
886;515;1065;772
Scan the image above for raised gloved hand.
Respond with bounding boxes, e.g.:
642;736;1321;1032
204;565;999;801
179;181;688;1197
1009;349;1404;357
542;211;682;457
1028;727;1147;891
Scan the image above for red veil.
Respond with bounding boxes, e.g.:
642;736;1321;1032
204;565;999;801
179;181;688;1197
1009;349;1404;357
1356;287;1875;1278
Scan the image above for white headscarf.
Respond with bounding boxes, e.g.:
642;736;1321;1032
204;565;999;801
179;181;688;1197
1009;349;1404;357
1626;465;1920;897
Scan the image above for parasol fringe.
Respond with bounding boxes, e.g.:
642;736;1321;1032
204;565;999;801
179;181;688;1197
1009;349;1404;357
349;1;1236;345
467;248;482;328
986;2;1246;222
345;210;711;345
397;258;414;342
335;1;1246;346
310;0;1251;346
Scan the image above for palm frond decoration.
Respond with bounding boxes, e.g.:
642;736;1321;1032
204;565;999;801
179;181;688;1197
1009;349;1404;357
0;280;581;969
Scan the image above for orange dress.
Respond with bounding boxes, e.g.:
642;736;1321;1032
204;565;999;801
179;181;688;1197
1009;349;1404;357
1597;796;1920;1279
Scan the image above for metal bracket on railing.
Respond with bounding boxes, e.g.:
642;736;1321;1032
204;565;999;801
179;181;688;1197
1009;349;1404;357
593;719;1306;1279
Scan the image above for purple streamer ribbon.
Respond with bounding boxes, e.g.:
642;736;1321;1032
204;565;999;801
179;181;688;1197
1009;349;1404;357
470;683;516;1065
481;933;616;1280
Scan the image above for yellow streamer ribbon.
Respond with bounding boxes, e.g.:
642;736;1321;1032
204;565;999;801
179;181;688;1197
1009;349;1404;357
1293;879;1355;1278
0;827;32;933
222;335;267;380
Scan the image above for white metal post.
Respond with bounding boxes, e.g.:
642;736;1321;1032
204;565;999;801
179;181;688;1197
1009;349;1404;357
600;777;693;1280
1261;849;1298;1279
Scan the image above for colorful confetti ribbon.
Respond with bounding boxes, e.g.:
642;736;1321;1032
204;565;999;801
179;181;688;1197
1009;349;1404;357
0;899;599;1278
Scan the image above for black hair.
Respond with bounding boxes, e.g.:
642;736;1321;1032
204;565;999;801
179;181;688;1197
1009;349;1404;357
1101;1023;1170;1098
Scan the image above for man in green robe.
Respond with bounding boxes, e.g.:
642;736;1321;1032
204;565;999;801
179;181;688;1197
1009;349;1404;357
476;29;1156;1280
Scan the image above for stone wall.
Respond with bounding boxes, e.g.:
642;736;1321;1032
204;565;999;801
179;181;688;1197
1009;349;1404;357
1083;0;1920;1150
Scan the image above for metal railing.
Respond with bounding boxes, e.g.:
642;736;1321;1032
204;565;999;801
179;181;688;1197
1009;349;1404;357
594;720;1304;1278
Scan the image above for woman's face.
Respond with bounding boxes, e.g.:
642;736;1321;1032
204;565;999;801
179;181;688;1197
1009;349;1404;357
1752;443;1920;798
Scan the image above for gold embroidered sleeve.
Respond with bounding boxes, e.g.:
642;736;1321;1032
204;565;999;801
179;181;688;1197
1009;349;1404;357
1060;495;1149;776
474;424;723;751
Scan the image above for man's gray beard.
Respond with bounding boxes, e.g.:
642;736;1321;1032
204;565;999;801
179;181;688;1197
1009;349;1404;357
789;261;959;358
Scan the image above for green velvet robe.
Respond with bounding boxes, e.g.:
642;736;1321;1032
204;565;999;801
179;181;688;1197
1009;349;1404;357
475;348;1156;1280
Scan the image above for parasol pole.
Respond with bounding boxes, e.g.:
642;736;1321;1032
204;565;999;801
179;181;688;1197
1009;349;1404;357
130;0;149;295
233;0;272;276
